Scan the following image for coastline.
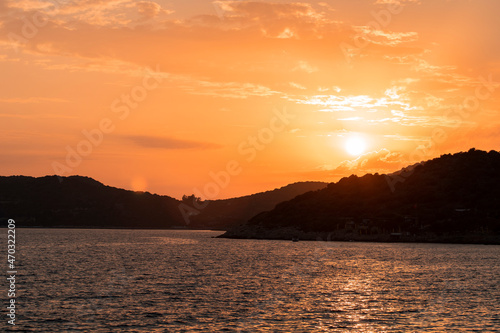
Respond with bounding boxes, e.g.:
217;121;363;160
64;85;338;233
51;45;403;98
218;225;500;245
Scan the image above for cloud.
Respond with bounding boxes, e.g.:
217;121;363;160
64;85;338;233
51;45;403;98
4;0;174;27
184;80;279;99
0;0;426;95
289;82;307;90
289;93;415;113
0;113;75;119
332;149;406;174
374;0;420;4
354;26;419;47
0;2;334;83
303;149;408;181
0;0;496;129
0;97;69;104
123;135;223;150
292;60;318;73
214;1;327;23
136;1;172;20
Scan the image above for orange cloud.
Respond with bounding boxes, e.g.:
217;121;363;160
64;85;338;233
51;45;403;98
297;148;409;182
1;0;500;198
123;135;223;150
332;149;406;174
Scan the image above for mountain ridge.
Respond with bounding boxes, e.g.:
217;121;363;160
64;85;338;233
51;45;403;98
220;149;500;244
0;175;327;229
183;181;328;229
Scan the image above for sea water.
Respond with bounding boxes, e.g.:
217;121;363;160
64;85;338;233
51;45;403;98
2;229;499;332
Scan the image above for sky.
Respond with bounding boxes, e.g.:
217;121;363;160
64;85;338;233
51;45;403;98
1;0;499;199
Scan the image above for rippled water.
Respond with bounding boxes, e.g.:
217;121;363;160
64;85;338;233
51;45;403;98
2;229;500;332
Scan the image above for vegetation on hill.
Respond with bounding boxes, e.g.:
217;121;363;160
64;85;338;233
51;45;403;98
0;176;185;228
0;176;327;230
222;149;500;243
182;182;328;229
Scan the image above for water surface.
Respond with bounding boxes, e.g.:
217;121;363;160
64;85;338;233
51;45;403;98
2;229;499;332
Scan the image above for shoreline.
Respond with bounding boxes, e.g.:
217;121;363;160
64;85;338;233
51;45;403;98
218;225;500;245
0;226;224;231
1;225;498;245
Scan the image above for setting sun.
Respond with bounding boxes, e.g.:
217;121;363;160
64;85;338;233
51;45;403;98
0;0;499;199
1;0;500;331
345;136;367;156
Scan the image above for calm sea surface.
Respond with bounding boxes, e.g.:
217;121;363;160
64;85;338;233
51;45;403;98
2;229;500;332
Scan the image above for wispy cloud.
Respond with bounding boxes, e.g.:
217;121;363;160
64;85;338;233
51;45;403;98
289;82;307;90
354;26;419;46
374;0;421;5
0;97;69;104
309;149;408;179
123;135;223;150
184;80;279;99
292;60;318;73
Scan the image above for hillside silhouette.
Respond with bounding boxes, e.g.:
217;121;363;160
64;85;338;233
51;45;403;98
221;149;500;244
0;176;326;229
0;176;185;228
182;182;327;229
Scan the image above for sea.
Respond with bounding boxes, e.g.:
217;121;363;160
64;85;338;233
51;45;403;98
2;229;500;332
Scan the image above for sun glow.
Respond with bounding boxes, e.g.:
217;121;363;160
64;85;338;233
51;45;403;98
131;176;148;192
345;136;367;156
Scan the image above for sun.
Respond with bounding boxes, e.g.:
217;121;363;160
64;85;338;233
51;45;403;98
345;136;366;156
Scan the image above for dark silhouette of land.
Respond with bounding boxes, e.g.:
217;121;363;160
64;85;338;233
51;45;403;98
0;175;326;230
182;182;327;229
0;176;184;229
2;149;500;244
220;149;500;244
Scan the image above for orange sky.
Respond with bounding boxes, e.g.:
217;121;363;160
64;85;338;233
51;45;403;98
1;0;499;199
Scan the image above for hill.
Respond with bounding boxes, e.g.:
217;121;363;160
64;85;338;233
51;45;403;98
0;176;327;230
0;176;185;228
182;181;328;229
220;149;500;244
